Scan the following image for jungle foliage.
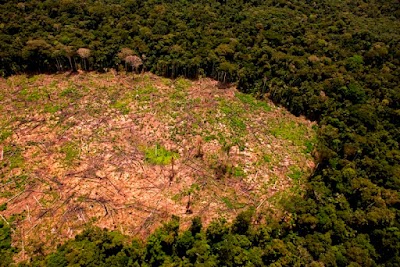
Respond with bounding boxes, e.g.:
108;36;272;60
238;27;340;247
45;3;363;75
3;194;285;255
1;0;399;265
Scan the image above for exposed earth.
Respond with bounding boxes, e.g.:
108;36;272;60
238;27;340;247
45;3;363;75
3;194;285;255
0;72;316;259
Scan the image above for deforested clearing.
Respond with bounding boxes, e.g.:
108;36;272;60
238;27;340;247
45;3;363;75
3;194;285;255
0;72;315;256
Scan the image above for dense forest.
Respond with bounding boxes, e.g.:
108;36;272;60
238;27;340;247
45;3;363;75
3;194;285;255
0;0;399;266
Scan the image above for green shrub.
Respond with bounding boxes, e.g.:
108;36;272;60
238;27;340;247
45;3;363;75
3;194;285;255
144;144;178;165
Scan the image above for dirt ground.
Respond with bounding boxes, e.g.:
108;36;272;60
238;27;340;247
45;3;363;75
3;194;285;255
0;72;316;260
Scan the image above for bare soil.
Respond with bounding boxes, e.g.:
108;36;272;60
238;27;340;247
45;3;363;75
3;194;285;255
0;72;316;260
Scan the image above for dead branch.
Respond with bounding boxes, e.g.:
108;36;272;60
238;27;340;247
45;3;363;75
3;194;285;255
137;198;162;233
6;190;26;204
185;192;192;214
0;214;9;225
26;205;31;223
33;196;43;207
169;157;175;184
25;222;40;235
79;196;111;217
38;193;75;220
257;198;267;210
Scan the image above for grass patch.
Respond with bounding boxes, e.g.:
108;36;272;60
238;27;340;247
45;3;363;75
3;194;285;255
232;166;246;178
236;92;271;111
288;166;303;182
228;116;246;133
170;87;188;109
19;88;43;102
161;77;173;86
222;197;234;209
60;141;80;166
219;99;247;132
204;135;217;142
144;144;178;165
0;174;29;197
221;196;246;209
44;104;61;114
304;140;314;154
60;86;80;99
134;84;158;102
28;74;41;83
216;99;248;150
270;121;308;146
2;145;24;169
0;129;12;142
164;77;191;111
12;174;28;189
170;90;187;104
39;191;59;207
111;100;130;114
174;77;191;90
262;154;271;163
0;203;7;211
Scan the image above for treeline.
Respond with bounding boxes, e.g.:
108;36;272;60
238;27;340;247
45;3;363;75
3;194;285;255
1;0;400;265
26;212;308;266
